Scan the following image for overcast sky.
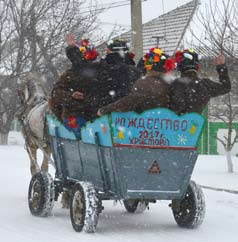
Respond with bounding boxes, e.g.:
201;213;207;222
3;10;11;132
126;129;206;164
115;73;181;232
96;0;197;35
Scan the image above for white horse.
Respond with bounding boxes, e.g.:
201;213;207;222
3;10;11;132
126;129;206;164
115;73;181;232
17;73;52;175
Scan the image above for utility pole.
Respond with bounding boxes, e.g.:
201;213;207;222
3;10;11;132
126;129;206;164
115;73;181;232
130;0;143;64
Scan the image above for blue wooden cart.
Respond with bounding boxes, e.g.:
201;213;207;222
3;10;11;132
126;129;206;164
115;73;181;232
28;108;206;233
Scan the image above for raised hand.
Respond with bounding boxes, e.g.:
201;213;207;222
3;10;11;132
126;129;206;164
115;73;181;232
214;54;225;65
66;33;76;46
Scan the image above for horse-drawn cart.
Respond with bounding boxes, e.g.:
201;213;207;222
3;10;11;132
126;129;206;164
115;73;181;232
28;108;206;232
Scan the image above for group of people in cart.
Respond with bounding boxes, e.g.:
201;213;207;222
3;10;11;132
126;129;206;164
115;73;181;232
49;33;231;136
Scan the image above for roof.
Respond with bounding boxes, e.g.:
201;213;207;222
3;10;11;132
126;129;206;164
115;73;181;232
117;0;200;55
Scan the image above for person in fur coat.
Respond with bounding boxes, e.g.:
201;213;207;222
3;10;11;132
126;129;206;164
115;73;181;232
49;33;141;123
97;47;176;115
170;49;231;115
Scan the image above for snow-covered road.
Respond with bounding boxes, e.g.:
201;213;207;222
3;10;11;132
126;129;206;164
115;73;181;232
0;145;237;242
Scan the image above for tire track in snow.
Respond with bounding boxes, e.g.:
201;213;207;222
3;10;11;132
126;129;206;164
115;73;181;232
200;185;238;194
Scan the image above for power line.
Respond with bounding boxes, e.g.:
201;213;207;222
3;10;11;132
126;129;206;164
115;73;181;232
79;0;147;14
79;0;130;10
79;3;130;14
95;21;130;27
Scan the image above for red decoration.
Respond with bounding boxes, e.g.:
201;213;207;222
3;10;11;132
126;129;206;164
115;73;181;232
83;48;98;61
67;117;78;128
84;51;91;60
129;52;135;59
90;48;99;60
102;125;107;133
197;63;201;72
175;51;183;63
163;59;176;73
76;39;99;61
81;39;89;46
143;53;149;61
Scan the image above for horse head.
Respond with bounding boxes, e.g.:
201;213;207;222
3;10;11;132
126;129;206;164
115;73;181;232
17;72;48;111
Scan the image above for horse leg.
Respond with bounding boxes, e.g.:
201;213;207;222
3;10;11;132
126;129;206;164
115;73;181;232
41;145;50;173
61;190;71;209
26;144;40;175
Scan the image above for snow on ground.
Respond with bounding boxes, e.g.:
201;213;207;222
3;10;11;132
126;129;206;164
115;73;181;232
0;133;238;242
8;131;25;146
193;155;238;191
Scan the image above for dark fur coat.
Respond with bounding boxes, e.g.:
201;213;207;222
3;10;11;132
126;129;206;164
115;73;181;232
49;58;141;120
99;71;171;115
169;65;231;115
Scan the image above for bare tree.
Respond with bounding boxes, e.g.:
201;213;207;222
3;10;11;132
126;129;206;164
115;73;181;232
0;75;19;144
0;0;18;144
190;0;238;172
209;91;238;173
0;0;104;144
6;0;102;79
190;0;238;58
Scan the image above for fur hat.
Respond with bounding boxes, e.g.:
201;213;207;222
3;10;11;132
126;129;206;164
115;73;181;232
175;49;200;72
106;39;135;63
108;39;129;53
143;48;175;73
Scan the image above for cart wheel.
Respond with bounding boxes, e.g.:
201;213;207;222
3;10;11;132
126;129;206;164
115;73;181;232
70;182;100;233
171;180;205;229
123;199;148;213
28;172;54;217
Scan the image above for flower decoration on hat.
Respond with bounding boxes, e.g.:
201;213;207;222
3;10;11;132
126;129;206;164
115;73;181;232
175;49;200;72
129;52;135;59
76;39;99;61
143;47;175;73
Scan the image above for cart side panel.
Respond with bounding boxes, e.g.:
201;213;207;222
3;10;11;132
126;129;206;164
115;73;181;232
78;143;106;192
49;137;64;179
49;136;83;179
112;148;197;200
47;115;109;192
59;139;83;179
98;147;123;198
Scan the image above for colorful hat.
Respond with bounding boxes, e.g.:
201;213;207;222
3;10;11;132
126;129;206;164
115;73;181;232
175;49;200;72
76;39;99;61
143;47;175;73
